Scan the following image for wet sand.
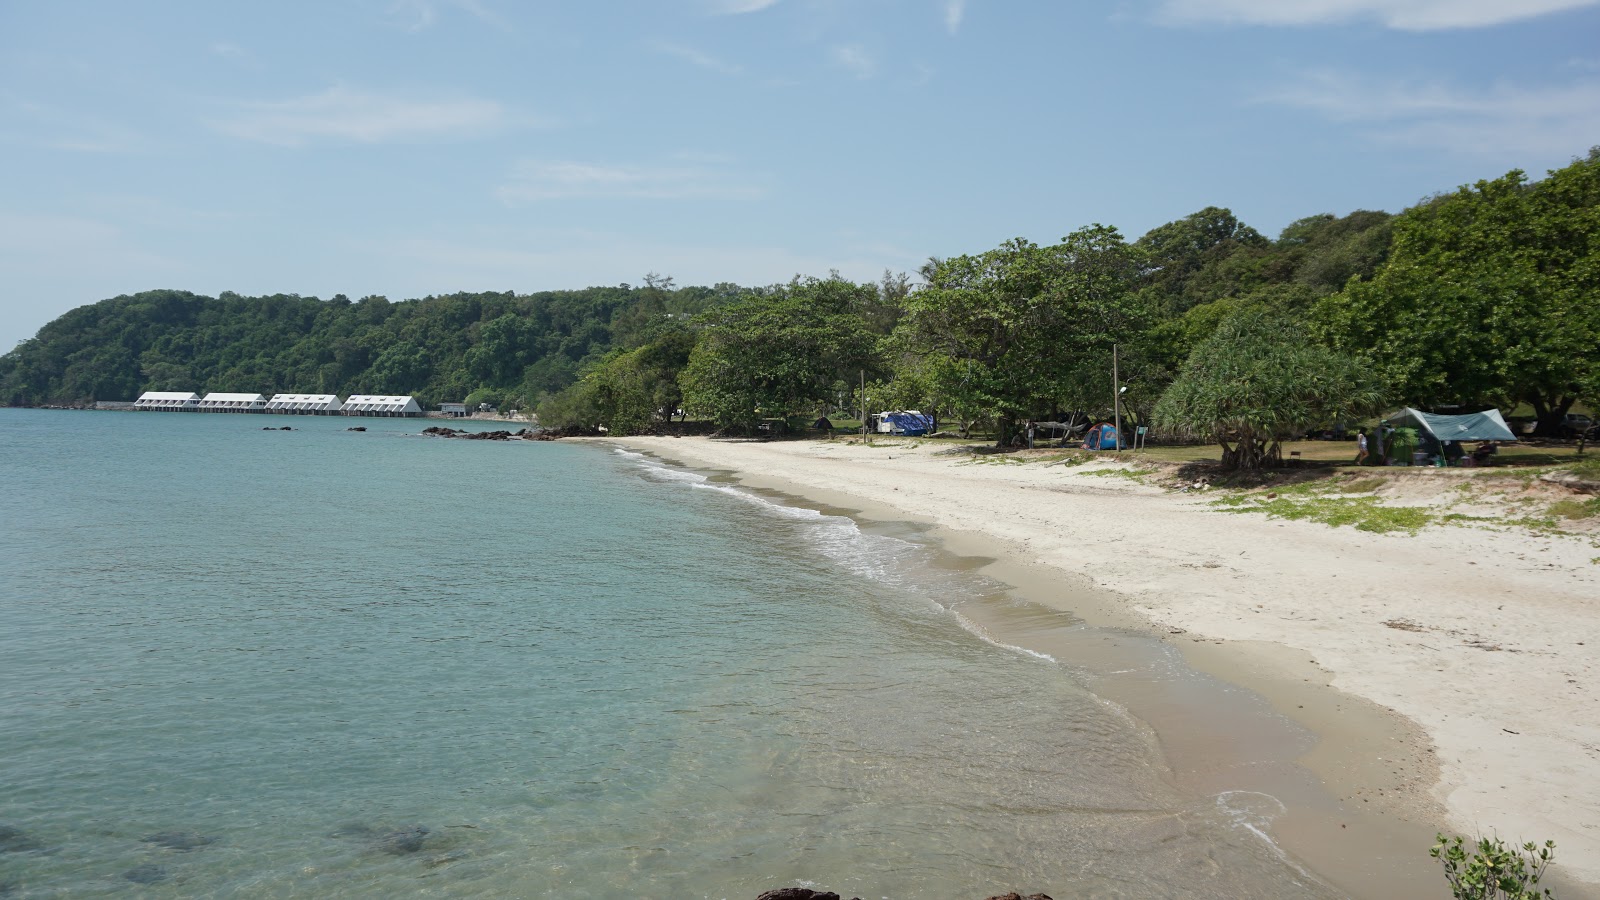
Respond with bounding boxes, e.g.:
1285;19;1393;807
607;435;1600;899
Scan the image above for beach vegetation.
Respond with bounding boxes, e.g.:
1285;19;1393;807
1153;309;1388;470
1431;833;1555;900
892;227;1148;447
678;276;881;432
1548;497;1600;520
1318;148;1600;437
1212;491;1430;533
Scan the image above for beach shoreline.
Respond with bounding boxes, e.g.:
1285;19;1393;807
605;434;1600;897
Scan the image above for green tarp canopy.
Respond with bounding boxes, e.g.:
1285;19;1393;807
1386;407;1517;443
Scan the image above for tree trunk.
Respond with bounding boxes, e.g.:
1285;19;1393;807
1530;394;1575;437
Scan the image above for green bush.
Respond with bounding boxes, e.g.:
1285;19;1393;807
1431;833;1555;899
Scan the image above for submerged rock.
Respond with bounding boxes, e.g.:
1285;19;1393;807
347;426;366;431
329;822;432;856
376;826;430;855
0;825;42;853
124;863;168;884
424;849;471;869
141;831;216;851
755;891;853;900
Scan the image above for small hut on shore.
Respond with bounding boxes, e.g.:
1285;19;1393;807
342;395;422;417
267;394;344;415
135;391;201;411
199;392;268;413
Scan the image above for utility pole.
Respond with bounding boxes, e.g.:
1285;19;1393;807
1112;343;1123;452
860;369;868;443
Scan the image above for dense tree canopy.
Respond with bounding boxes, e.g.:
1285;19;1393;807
894;226;1148;443
678;277;881;430
1318;149;1600;434
0;284;740;408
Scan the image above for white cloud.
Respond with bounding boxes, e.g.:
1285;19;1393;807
1260;70;1600;156
944;0;967;33
651;40;742;75
213;86;508;146
707;0;780;14
830;45;876;79
495;159;763;203
1154;0;1600;30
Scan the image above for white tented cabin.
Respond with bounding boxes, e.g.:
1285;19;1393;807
198;392;268;413
266;394;344;415
342;395;422;417
134;391;201;411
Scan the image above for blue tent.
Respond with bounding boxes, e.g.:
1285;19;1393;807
1082;422;1119;450
880;410;933;436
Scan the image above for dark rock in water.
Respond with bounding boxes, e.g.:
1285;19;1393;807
124;864;168;884
983;894;1053;900
0;825;42;853
141;831;216;851
424;849;471;869
280;426;292;431
376;826;430;855
755;891;850;900
422;426;462;437
348;426;366;431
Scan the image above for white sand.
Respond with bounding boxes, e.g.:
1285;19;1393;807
611;435;1600;889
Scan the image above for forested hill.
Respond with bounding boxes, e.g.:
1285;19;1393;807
0;204;1397;411
0;281;744;408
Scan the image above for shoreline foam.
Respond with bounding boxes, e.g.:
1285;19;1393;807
606;435;1600;897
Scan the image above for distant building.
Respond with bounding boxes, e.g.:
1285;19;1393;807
135;391;201;411
439;402;467;417
199;392;268;413
342;395;422;417
267;394;344;415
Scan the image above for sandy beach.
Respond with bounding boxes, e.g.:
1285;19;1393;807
610;434;1600;896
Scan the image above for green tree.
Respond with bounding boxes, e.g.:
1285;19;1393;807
679;276;879;431
1135;206;1270;317
894;226;1147;444
1319;150;1600;434
1154;309;1386;470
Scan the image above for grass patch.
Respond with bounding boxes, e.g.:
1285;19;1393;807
1080;466;1158;480
1214;494;1430;533
1549;497;1600;520
1338;477;1386;493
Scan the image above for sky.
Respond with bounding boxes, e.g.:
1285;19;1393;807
2;0;1598;352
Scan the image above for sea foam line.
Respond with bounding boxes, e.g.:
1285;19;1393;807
615;448;1062;665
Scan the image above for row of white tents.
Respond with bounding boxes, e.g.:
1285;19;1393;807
134;392;422;417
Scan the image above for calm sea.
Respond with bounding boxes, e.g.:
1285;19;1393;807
0;409;1339;898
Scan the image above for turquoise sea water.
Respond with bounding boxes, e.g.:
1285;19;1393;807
0;409;1339;898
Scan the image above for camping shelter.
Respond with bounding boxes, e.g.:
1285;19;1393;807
1385;407;1516;462
1082;422;1120;450
873;410;933;436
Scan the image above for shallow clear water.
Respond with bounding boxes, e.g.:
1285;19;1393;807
0;410;1337;898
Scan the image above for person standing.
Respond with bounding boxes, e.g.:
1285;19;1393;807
1355;428;1369;465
